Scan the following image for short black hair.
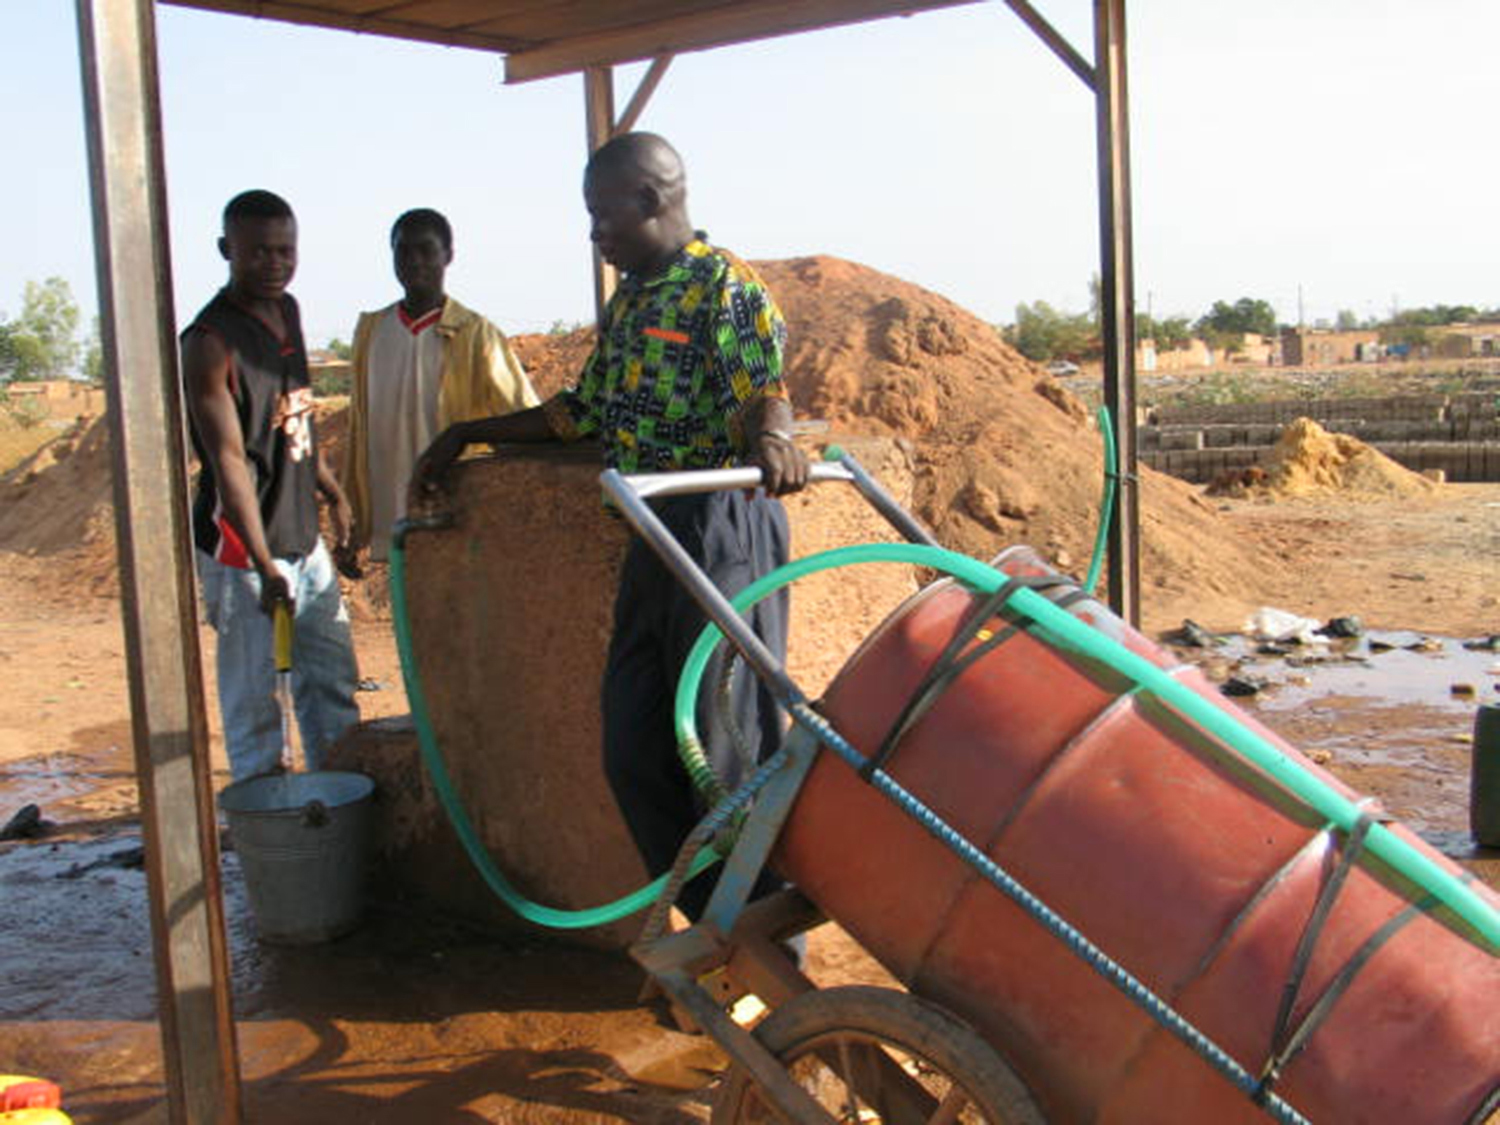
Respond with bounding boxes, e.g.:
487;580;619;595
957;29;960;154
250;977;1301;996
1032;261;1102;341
391;208;453;252
223;189;294;231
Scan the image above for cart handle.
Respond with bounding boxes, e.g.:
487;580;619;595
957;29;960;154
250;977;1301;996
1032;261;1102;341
616;448;939;547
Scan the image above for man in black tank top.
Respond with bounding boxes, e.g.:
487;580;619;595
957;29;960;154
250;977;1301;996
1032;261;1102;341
182;190;359;781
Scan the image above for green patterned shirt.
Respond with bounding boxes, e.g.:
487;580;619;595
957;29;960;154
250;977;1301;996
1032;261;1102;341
544;236;788;472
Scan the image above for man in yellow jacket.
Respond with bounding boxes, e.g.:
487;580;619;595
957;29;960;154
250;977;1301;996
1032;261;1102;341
340;208;538;566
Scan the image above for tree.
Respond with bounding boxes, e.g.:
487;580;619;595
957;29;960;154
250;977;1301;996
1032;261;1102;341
1335;309;1360;331
1004;300;1097;362
1195;297;1279;339
1;277;83;382
1136;313;1193;351
82;317;104;385
324;337;353;361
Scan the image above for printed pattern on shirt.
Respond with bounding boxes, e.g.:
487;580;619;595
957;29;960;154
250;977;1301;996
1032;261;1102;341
553;239;788;472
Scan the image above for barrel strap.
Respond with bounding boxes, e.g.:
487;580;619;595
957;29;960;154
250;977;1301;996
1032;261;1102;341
860;574;1080;781
1251;811;1382;1104
1254;889;1437;1105
1465;1081;1500;1125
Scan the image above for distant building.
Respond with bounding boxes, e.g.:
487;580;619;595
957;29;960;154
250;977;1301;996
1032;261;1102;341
1;378;105;416
1280;326;1380;366
1433;321;1500;358
1139;332;1280;371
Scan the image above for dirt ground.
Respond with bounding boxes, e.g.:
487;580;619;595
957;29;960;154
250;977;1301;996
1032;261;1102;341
2;259;1498;1121
2;477;1497;1123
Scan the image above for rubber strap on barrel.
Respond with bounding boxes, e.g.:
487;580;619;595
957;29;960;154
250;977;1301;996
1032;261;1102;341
1466;1082;1500;1125
1252;813;1375;1103
1255;889;1438;1105
860;574;1080;780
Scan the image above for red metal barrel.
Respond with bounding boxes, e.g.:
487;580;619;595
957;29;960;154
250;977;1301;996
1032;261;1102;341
776;546;1500;1124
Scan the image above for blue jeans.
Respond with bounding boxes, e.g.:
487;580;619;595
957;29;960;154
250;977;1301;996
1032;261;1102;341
198;542;360;780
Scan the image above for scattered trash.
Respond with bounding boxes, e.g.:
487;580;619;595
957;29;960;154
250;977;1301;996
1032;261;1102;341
1319;616;1363;639
1222;675;1269;697
1369;638;1396;652
1405;638;1443;653
58;845;145;880
1463;636;1500;652
0;804;49;841
1164;619;1224;648
1452;684;1478;698
1307;748;1333;765
357;678;384;693
1243;607;1324;646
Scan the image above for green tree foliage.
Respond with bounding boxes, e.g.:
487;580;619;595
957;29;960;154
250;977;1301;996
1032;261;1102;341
1386;304;1478;327
1195;297;1279;339
1;277;83;382
82;317;103;385
0;321;15;378
1004;300;1096;362
1136;313;1193;350
324;337;353;361
1335;309;1360;331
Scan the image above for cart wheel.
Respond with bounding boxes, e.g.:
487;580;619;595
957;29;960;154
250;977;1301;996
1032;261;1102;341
713;985;1044;1124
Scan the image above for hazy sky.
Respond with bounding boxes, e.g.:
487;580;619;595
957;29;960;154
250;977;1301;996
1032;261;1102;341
5;0;1498;351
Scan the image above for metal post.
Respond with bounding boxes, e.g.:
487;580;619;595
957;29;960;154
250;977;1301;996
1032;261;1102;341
1094;0;1141;625
584;64;618;317
75;0;241;1120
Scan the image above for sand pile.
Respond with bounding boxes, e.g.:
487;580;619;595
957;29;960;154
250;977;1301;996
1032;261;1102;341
0;414;118;597
0;255;1281;626
750;256;1275;607
1210;417;1439;501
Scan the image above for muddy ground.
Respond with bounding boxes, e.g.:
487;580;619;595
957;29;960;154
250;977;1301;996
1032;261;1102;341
1;474;1497;1122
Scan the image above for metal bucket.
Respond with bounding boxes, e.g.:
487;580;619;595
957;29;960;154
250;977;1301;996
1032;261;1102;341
219;771;375;945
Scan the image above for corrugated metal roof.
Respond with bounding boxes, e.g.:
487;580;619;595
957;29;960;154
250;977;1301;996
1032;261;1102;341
162;0;980;82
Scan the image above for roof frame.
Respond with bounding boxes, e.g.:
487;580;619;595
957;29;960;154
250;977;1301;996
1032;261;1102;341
74;3;1140;1120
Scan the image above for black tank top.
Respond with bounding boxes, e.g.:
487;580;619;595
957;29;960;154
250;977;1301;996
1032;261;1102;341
185;289;320;566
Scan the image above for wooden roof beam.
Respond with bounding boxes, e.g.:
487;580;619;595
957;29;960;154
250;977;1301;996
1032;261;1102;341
505;0;975;83
160;0;530;53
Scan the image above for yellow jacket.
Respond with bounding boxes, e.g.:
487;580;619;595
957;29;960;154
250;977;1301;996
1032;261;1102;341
341;296;539;550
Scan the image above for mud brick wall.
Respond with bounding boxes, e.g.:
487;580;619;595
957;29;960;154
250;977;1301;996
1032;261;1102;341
1141;393;1500;483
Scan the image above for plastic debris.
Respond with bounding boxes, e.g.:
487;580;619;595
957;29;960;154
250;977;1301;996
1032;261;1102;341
1243;607;1324;645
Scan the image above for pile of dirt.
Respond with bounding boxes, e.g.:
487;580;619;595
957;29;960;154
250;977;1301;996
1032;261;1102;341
1209;417;1440;501
0;255;1281;628
0;413;118;598
749;256;1278;615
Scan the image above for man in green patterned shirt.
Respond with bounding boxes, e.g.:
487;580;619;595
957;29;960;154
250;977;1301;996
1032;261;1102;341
416;132;808;920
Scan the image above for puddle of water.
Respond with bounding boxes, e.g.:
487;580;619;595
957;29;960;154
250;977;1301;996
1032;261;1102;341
1174;632;1500;845
1246;635;1500;714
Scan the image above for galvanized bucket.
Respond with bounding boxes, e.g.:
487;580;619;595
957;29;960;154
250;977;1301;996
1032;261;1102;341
219;771;375;945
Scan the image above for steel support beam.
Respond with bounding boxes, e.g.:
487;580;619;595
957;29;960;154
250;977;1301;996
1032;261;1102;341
75;0;241;1119
1092;0;1141;624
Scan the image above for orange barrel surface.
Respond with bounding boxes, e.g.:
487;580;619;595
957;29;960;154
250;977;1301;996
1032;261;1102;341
775;546;1500;1124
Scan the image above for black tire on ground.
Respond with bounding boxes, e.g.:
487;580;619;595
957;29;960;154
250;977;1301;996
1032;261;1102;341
712;985;1045;1124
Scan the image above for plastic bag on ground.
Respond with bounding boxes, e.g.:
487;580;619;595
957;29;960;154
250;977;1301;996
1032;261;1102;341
1243;606;1324;645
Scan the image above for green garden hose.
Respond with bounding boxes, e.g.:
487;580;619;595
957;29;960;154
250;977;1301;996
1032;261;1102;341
671;541;1500;954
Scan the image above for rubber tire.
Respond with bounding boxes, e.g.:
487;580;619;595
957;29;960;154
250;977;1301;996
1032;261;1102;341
712;985;1045;1124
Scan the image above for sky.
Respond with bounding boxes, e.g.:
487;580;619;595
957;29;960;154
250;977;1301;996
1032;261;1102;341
4;0;1499;353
